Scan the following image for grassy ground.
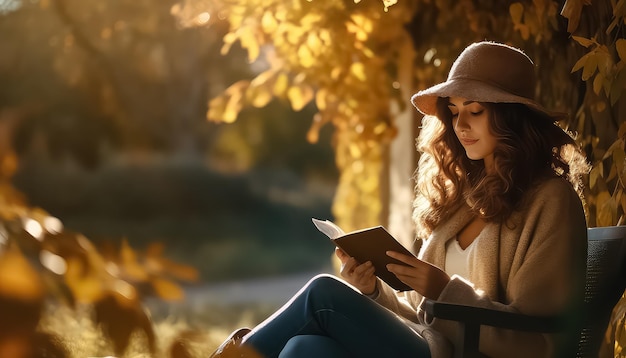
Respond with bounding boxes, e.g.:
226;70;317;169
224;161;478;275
39;303;234;357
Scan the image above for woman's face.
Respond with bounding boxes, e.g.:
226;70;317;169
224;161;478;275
447;96;497;172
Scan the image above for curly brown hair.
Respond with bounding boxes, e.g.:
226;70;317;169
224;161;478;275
412;97;589;239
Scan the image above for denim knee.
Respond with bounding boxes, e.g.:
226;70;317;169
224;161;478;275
278;335;349;358
305;274;357;295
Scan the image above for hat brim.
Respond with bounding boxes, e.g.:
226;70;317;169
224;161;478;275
411;78;568;121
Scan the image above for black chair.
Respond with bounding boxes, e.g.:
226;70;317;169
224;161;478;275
423;225;626;358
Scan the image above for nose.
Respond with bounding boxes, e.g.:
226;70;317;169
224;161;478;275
454;113;470;132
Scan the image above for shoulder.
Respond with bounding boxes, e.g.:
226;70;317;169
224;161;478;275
514;176;586;229
525;176;581;208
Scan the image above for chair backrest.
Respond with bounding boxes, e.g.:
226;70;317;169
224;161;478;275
576;225;626;358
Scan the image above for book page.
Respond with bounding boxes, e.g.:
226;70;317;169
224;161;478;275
311;218;345;240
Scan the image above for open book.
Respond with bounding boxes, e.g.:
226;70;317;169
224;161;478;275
312;218;413;292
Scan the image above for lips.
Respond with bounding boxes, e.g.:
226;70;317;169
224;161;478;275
459;138;478;146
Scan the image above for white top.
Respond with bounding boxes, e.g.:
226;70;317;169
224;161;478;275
444;237;476;279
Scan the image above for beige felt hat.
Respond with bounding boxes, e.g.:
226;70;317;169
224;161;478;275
411;41;567;120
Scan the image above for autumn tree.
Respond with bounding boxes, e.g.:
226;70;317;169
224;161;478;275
179;0;624;232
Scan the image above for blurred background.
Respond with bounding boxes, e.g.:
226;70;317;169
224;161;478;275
0;1;341;354
2;0;339;282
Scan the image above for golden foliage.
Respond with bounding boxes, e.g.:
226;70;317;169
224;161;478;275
560;1;626;230
194;0;414;230
0;180;198;356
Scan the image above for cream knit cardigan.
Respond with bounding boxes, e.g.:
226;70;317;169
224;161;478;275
373;177;588;358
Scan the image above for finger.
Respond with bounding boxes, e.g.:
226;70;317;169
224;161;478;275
335;247;349;262
353;261;373;276
342;257;358;273
386;251;422;266
386;263;417;276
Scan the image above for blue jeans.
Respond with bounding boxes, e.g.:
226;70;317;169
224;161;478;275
242;274;431;358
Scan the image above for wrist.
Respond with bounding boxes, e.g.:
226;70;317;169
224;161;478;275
364;286;379;299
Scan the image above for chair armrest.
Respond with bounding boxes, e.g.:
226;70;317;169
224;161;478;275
422;299;563;333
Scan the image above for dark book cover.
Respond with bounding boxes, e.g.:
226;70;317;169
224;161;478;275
312;219;413;292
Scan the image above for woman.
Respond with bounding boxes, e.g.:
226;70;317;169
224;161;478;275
209;41;589;358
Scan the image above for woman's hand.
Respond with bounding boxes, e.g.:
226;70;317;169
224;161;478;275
335;247;377;295
386;251;450;300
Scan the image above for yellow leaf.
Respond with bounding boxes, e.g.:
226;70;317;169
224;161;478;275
300;13;322;28
218;81;248;123
315;88;328;111
604;139;622;160
351;14;373;33
349;143;362;158
273;73;289;97
151;278;184;301
331;67;342;80
596;191;614;226
617;39;626;62
286;25;305;45
618;121;626;139
223;92;243;123
239;27;260;63
571;52;590;73
207;96;226;122
248;71;275;108
560;0;587;33
261;11;278;33
571;35;594;48
519;25;530;41
319;29;332;46
592;73;604;95
350;62;367;81
595;50;613;75
146;242;164;258
582;53;598;80
287;84;314;111
306;33;323;56
250;70;274;88
297;45;315;68
65;258;103;302
250;86;273;108
614;145;626;184
0;246;44;301
220;33;238;56
161;258;199;282
121;240;148;281
307;113;326;143
509;3;524;24
589;164;600;189
362;46;374;58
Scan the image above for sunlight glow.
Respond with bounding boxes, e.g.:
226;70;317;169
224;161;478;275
113;280;136;300
44;216;63;234
195;12;211;25
0;224;7;246
40;250;67;275
0;0;21;14
424;48;437;63
24;218;44;240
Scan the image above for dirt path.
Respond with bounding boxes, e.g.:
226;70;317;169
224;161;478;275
184;271;327;306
